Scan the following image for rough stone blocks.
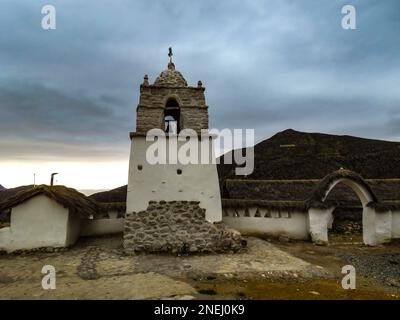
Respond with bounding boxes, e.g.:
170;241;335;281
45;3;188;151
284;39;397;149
123;201;245;255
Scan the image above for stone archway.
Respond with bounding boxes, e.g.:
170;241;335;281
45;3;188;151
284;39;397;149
322;177;375;207
326;185;364;243
307;170;381;245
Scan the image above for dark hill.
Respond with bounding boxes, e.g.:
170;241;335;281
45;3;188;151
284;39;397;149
89;185;127;203
0;185;5;191
218;129;400;181
0;185;34;203
89;129;400;203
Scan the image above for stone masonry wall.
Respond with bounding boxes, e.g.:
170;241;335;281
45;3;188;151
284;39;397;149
136;86;208;134
123;201;245;255
136;107;163;132
181;107;208;132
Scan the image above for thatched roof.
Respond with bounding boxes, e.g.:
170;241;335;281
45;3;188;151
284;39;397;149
223;169;400;212
0;185;100;218
369;201;400;213
222;199;307;212
224;179;319;201
367;180;400;201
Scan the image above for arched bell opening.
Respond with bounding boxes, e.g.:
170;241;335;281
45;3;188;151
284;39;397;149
164;98;180;134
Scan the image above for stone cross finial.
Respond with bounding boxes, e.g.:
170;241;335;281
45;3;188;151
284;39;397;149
168;47;173;63
143;74;149;86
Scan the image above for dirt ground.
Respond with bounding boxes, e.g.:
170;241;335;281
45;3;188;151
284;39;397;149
0;235;399;300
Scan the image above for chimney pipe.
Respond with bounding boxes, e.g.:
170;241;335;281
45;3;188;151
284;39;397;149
50;173;58;186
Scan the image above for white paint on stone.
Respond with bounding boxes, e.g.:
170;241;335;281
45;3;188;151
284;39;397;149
308;207;334;245
126;135;222;222
0;195;81;252
362;206;377;245
373;210;392;244
223;210;309;240
392;210;400;238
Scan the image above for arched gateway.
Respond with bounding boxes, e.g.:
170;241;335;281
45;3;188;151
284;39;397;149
307;169;392;246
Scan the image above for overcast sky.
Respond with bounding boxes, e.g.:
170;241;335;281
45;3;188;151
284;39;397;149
0;0;399;189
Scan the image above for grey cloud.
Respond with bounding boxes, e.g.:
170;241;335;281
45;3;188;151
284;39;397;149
0;82;131;160
0;0;399;162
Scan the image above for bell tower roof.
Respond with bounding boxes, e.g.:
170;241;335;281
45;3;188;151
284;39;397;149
154;62;188;87
153;47;188;87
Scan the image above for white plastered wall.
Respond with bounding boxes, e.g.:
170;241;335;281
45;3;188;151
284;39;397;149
308;178;393;246
308;207;335;244
222;207;308;240
66;209;82;246
0;195;76;252
372;209;392;245
127;134;222;222
392;210;400;239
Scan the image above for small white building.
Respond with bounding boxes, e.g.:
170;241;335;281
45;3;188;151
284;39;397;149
0;185;98;252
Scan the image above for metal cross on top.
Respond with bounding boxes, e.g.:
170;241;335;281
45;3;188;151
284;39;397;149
168;47;173;63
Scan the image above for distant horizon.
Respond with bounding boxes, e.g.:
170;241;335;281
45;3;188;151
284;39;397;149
1;127;399;190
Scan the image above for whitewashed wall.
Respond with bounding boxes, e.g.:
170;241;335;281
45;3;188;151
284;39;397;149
0;227;11;251
0;195;78;252
392;210;400;238
127;134;222;222
308;207;335;244
66;209;82;246
308;205;395;246
222;207;309;240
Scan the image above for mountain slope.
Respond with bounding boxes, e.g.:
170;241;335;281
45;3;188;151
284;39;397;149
0;185;34;203
218;129;400;181
89;129;400;203
89;185;127;203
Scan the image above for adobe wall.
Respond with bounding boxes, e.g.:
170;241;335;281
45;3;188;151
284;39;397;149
123;201;245;255
0;195;71;252
222;207;309;240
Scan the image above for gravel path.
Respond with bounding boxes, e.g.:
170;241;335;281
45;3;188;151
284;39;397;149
340;252;400;287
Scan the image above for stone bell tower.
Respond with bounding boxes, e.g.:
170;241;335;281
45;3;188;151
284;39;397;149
126;50;222;222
